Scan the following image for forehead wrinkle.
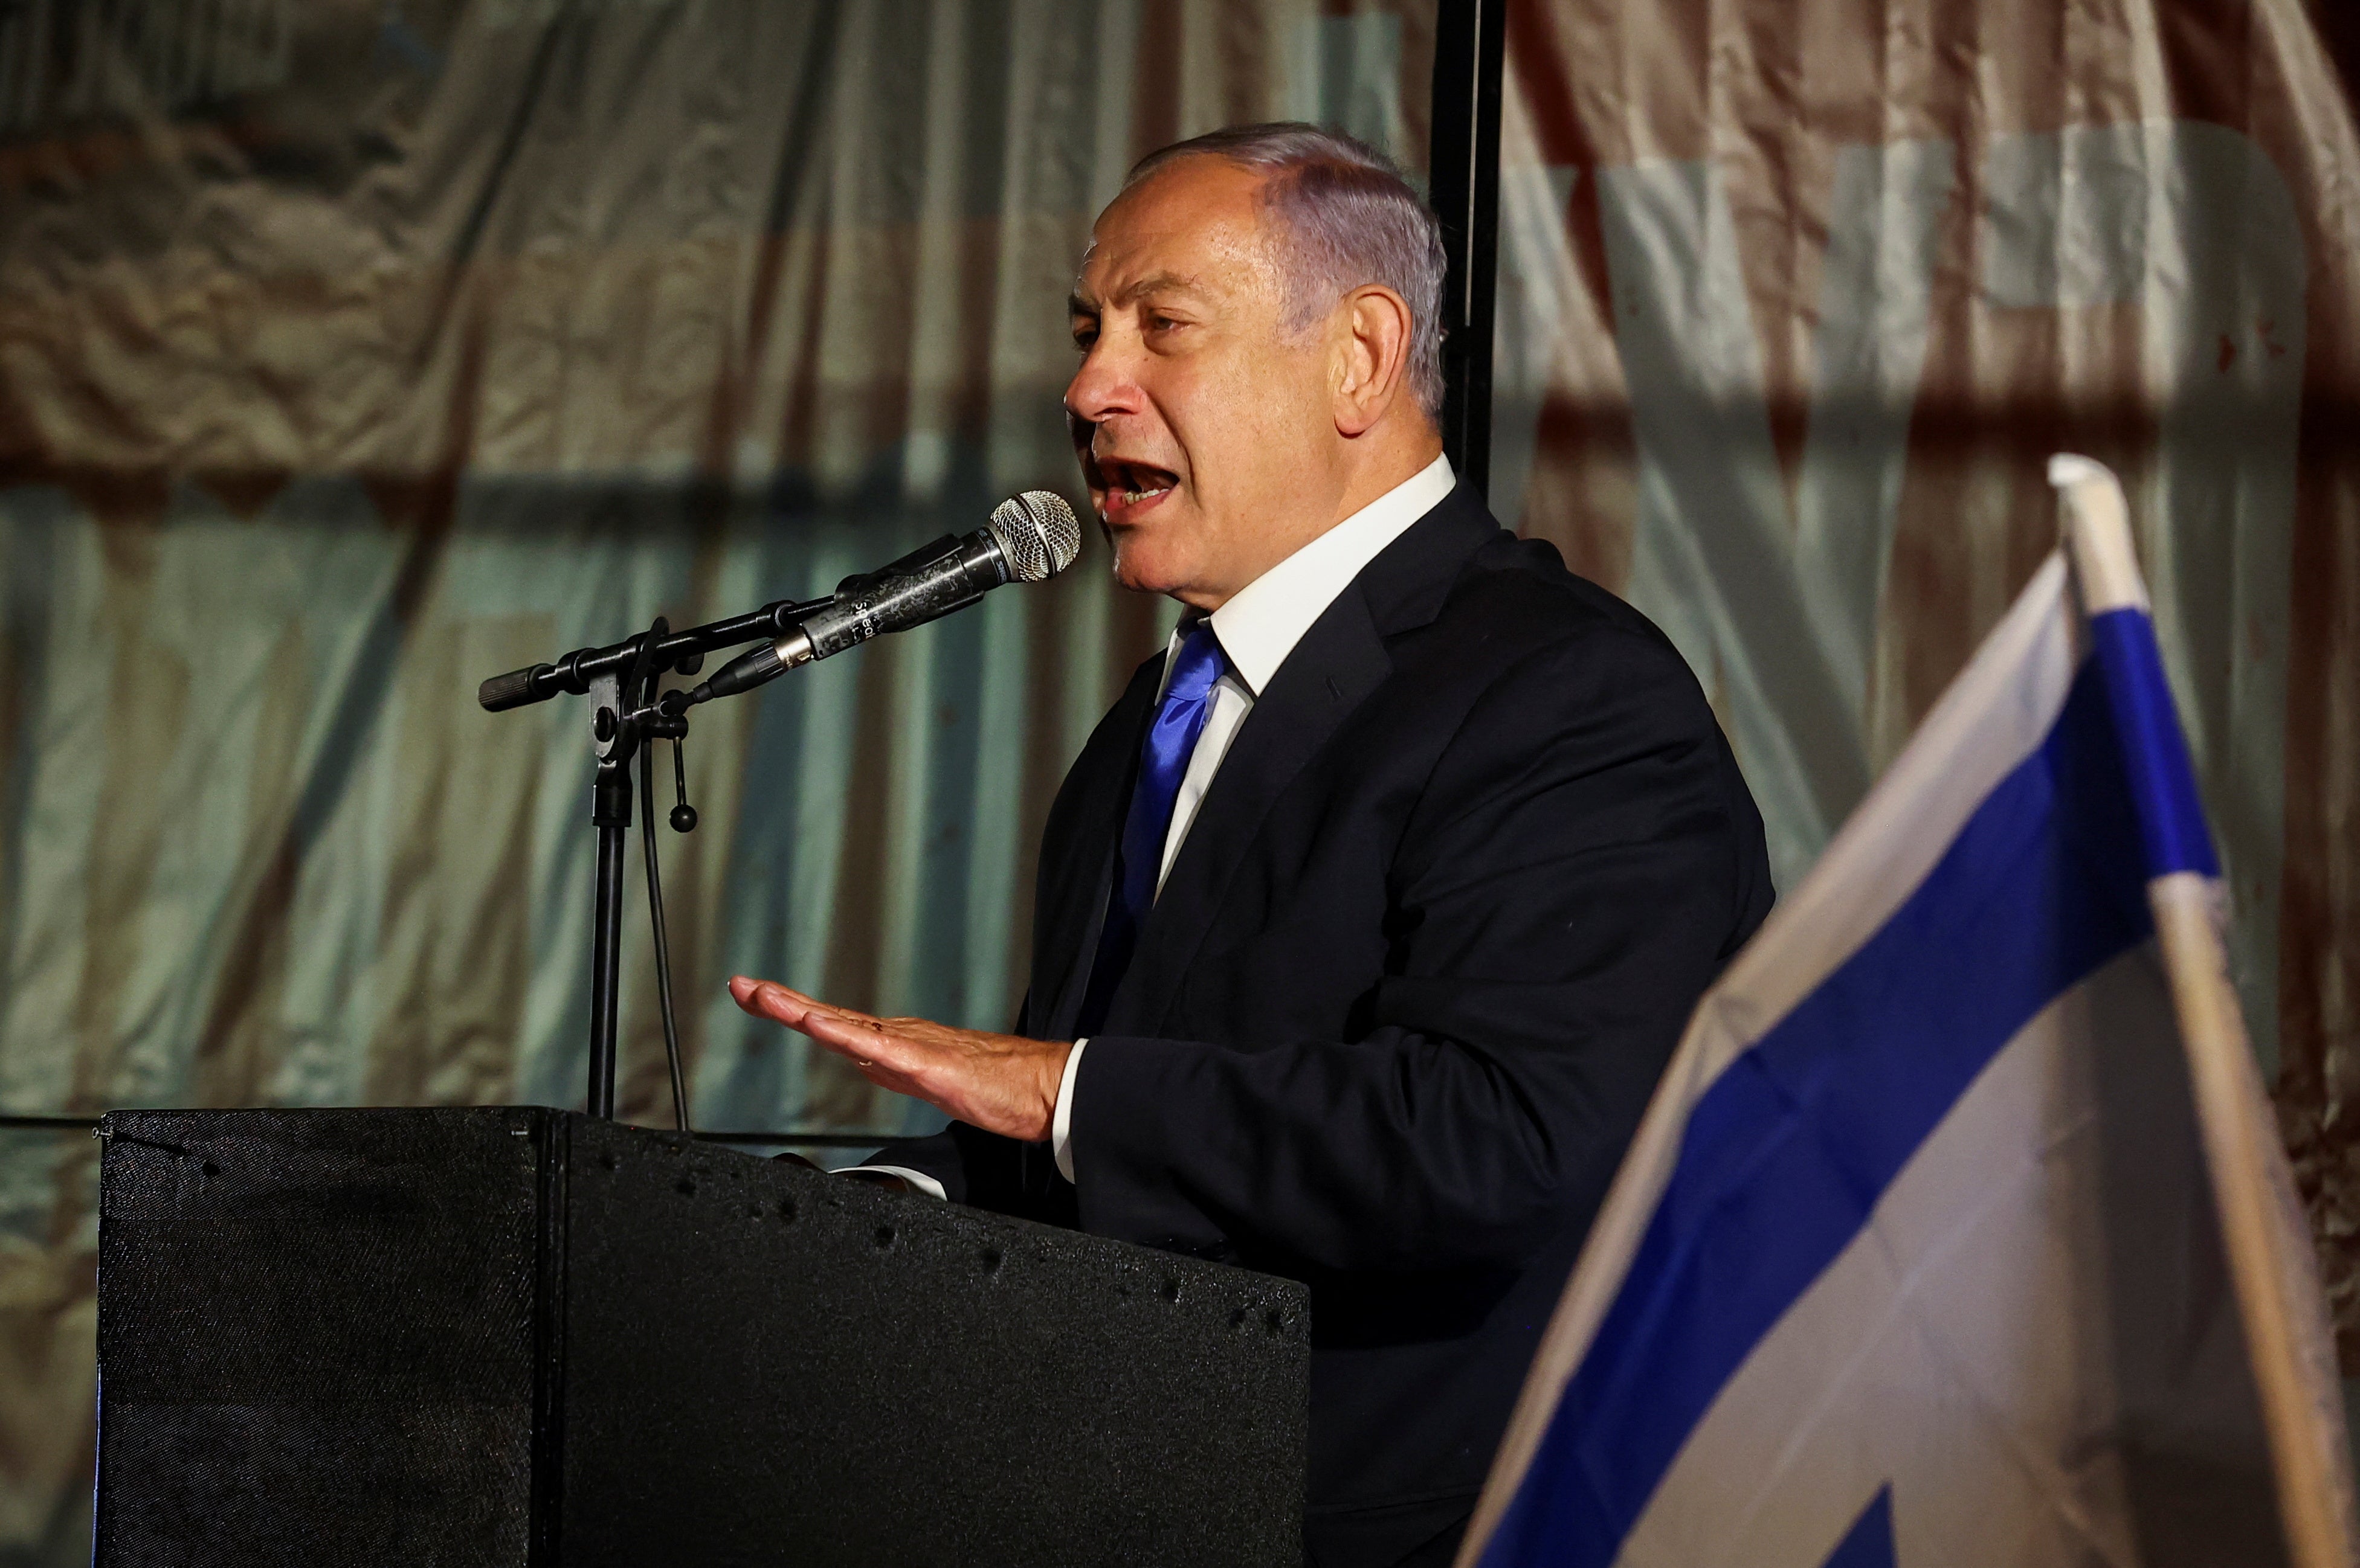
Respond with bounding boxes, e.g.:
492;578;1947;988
1115;269;1210;304
1071;268;1217;315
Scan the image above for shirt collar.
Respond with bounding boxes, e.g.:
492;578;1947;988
1175;452;1456;697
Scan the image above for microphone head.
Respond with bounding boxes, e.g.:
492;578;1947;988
987;491;1083;583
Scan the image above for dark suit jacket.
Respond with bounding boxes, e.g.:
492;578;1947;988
872;483;1773;1566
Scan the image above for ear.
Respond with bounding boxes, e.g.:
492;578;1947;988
1330;284;1414;438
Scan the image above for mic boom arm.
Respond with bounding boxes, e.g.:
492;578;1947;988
476;594;834;712
480;490;1080;715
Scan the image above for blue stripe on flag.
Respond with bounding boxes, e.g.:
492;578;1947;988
1479;658;2157;1566
2086;608;2219;879
1822;1487;1897;1568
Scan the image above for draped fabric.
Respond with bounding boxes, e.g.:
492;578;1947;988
1488;0;2360;1381
2;0;2358;1555
0;2;1433;1552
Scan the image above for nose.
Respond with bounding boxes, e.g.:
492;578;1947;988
1063;336;1140;430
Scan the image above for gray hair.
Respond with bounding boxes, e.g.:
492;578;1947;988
1126;123;1448;421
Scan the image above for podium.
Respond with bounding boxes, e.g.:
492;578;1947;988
92;1108;1308;1566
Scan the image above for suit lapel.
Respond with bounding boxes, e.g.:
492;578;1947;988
1104;484;1504;1034
1035;655;1164;1041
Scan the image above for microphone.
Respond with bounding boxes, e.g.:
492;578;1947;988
686;490;1082;705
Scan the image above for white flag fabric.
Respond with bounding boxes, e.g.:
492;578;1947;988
1460;458;2356;1568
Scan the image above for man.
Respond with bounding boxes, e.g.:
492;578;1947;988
729;124;1773;1567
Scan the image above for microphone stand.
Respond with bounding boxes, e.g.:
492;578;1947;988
584;626;655;1121
482;595;831;1120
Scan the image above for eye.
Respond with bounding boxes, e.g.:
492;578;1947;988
1071;321;1098;351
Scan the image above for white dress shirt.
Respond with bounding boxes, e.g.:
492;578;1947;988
859;452;1457;1197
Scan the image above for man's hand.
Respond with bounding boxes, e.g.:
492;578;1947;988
727;977;1072;1144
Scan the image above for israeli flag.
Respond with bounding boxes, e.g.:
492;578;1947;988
1461;458;2356;1568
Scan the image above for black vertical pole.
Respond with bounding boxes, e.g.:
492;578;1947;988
587;763;631;1120
1429;0;1505;498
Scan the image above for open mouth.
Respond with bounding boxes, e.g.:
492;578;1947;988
1092;456;1179;518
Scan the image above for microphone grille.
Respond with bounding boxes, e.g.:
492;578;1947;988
988;491;1083;584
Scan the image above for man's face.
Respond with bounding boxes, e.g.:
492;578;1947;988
1065;158;1340;609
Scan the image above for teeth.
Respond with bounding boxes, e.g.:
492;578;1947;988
1122;487;1167;504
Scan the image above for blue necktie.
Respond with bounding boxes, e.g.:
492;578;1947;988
1075;620;1228;1036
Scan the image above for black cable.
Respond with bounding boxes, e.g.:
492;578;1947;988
640;744;693;1134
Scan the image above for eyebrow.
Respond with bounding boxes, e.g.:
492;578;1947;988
1069;271;1208;316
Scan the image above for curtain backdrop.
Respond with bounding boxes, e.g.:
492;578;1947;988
5;0;2359;1557
0;1;1432;1553
1486;0;2360;1381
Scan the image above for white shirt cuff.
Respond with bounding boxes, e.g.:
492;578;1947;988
1052;1039;1088;1183
840;1165;946;1200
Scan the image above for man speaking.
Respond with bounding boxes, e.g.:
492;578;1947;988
729;124;1774;1567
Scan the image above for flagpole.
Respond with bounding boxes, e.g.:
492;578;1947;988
2052;455;2359;1568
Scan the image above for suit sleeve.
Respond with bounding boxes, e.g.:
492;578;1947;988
844;1122;1015;1209
1069;626;1772;1272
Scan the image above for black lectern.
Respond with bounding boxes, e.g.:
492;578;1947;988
93;1108;1308;1566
